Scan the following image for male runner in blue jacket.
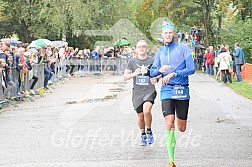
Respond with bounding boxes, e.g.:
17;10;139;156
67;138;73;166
150;22;195;167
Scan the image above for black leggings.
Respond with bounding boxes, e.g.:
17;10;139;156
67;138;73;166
30;75;38;89
221;70;232;83
66;65;71;73
70;65;75;74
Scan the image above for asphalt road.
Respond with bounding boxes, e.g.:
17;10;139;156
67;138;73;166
0;73;252;167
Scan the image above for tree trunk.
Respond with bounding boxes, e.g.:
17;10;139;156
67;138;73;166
240;9;246;21
19;19;32;43
203;0;215;46
216;14;222;45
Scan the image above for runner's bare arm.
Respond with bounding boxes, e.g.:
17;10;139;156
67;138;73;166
150;74;162;84
162;72;176;84
123;68;141;81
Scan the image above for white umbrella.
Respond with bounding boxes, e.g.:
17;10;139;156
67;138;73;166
52;41;68;48
29;39;53;48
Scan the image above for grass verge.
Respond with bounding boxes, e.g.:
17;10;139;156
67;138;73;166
197;70;252;100
226;81;252;100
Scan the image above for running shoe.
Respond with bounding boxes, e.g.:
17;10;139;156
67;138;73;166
48;80;53;85
139;135;147;146
146;131;154;144
30;90;36;95
17;92;25;97
169;162;176;167
44;87;53;93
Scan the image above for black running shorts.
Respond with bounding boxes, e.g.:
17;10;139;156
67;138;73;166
161;99;189;120
132;91;157;113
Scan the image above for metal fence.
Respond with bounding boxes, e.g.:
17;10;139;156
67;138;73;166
0;64;46;108
0;57;129;108
68;57;129;75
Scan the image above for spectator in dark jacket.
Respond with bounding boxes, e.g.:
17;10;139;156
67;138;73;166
0;58;15;99
26;51;38;95
37;47;53;90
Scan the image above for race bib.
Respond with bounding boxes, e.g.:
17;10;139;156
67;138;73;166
171;85;189;99
136;76;149;85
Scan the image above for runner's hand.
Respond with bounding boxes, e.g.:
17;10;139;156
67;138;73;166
133;68;141;76
159;65;171;73
162;73;175;84
150;77;158;85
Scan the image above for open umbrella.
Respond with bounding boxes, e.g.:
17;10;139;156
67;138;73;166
113;38;131;46
195;44;205;49
30;39;52;48
52;41;68;48
35;40;47;47
9;39;18;46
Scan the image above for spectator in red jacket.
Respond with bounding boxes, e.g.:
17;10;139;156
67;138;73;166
205;48;214;75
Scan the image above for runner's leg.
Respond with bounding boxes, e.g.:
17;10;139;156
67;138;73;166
165;115;176;163
175;100;189;132
143;102;153;129
137;112;145;133
143;101;154;144
162;100;176;164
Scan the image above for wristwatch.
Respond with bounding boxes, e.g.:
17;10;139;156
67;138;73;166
174;72;177;77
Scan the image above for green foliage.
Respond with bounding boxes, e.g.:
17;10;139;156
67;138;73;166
0;0;251;50
231;0;252;21
0;0;137;48
220;19;252;63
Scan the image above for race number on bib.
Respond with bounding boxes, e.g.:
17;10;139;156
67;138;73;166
136;76;149;85
171;86;189;99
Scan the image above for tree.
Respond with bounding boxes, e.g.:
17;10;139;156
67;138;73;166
0;0;138;48
0;0;251;50
231;0;252;21
220;19;252;63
